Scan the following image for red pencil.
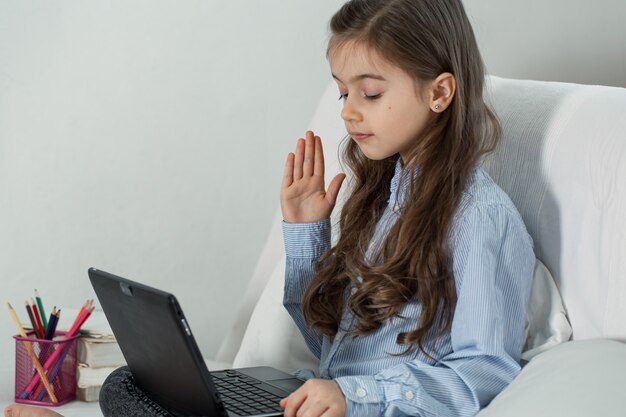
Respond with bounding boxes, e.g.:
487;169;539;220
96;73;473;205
25;301;42;339
69;300;89;330
30;298;45;339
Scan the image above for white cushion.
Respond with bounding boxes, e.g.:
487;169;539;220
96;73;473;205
483;77;626;341
477;339;626;417
522;259;572;361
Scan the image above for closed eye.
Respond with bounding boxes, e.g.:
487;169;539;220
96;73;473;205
338;93;382;101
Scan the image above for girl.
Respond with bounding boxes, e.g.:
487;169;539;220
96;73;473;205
5;0;534;416
278;0;534;417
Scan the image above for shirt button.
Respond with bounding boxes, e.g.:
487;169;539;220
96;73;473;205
405;390;415;400
355;387;367;398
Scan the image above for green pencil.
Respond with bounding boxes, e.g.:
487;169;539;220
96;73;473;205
34;289;47;331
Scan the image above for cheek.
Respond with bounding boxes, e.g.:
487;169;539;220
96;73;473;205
394;109;430;140
402;101;431;127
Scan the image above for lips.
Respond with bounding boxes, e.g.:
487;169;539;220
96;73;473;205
350;132;372;142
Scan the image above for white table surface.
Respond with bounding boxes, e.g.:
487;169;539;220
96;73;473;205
0;368;103;417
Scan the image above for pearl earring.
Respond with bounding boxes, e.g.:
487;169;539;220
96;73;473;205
434;104;441;111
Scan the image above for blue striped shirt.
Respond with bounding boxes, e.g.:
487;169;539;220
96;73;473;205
282;158;535;417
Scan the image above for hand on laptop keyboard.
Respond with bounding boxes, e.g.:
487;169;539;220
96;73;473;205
212;370;285;416
279;379;346;417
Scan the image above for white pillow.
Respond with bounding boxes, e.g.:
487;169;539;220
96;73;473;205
522;259;572;361
233;258;570;371
477;339;626;417
484;77;626;343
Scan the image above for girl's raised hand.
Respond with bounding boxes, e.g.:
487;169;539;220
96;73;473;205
281;131;346;223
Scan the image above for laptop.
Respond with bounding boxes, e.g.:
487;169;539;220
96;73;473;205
88;267;305;417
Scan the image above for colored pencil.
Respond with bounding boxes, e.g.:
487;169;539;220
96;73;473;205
25;302;42;339
30;298;45;339
34;309;63;401
33;308;63;401
29;305;90;400
21;301;93;398
35;289;47;331
7;302;58;403
43;307;58;340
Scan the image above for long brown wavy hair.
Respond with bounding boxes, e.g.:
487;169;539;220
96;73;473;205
301;0;502;355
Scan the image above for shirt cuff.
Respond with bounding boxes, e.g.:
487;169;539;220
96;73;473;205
282;219;331;259
334;375;383;417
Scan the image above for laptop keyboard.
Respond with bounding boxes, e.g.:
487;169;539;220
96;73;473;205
211;370;285;416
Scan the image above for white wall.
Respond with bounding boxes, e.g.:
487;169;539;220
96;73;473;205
465;0;626;87
1;0;624;366
0;0;345;362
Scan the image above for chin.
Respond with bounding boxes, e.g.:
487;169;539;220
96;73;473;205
358;147;393;161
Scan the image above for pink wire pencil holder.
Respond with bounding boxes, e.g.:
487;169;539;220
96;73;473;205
13;331;80;406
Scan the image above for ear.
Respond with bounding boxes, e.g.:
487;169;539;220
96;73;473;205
428;72;456;113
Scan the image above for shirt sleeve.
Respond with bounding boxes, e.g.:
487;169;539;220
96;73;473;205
282;219;332;360
334;203;535;417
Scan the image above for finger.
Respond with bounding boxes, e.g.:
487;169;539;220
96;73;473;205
313;136;325;178
281;153;295;189
325;173;346;207
293;138;305;180
282;390;307;417
320;408;343;417
302;131;315;177
297;401;329;417
280;397;290;416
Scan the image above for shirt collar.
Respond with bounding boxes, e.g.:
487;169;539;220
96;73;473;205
388;157;411;211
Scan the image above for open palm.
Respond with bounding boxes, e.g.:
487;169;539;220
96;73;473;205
280;131;345;223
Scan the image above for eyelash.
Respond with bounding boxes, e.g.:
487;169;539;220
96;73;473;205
338;93;382;101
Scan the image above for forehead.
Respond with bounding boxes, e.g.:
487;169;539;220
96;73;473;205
328;41;403;81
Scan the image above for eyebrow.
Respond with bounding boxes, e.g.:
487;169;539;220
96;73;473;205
332;73;387;83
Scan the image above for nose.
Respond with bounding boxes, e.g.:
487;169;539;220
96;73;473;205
340;98;363;123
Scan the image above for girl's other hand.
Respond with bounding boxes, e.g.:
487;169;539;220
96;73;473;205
4;404;64;417
279;379;346;417
281;131;346;223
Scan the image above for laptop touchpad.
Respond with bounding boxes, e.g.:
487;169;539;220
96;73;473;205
267;378;305;392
